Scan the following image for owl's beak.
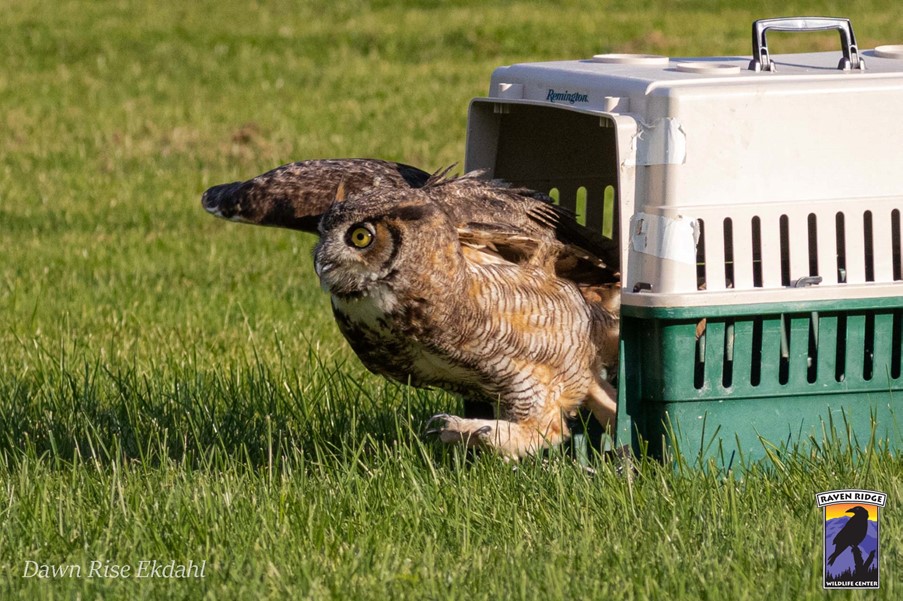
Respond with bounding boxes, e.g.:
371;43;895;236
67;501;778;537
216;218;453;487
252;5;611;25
314;260;334;278
314;259;341;294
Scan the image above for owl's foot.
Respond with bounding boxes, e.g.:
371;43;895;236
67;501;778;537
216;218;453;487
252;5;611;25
584;379;617;432
425;414;493;445
424;413;566;459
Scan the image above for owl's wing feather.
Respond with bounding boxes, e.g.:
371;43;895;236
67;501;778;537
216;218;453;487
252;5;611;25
429;170;614;259
201;158;430;232
203;158;620;284
422;172;619;283
458;226;548;266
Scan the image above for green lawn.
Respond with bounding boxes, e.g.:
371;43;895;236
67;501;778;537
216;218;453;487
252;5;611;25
2;1;902;599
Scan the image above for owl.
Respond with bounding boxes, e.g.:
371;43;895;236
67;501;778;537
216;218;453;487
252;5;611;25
203;160;620;458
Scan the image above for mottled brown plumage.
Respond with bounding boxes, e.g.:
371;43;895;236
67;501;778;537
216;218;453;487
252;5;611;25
203;159;620;457
202;158;430;232
202;159;619;277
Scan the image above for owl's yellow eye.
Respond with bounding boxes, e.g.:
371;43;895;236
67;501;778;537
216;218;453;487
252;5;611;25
348;226;374;249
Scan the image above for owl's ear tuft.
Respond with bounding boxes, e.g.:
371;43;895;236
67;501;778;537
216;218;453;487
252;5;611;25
334;180;347;203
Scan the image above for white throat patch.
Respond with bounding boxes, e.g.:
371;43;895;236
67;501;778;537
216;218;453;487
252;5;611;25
331;284;399;330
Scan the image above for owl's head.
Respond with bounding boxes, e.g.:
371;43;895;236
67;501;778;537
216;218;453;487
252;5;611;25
314;188;458;298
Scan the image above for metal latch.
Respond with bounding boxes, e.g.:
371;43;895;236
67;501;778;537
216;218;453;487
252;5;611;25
792;275;823;288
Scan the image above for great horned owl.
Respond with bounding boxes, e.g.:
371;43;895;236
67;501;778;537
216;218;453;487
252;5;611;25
203;159;619;458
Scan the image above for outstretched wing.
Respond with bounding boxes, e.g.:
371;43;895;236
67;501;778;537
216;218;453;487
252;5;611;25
202;158;620;293
201;158;430;232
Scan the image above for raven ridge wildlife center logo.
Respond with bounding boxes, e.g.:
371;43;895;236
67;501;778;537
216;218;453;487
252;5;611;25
816;489;886;589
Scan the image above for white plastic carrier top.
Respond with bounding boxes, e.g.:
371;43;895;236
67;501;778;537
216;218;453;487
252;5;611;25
464;18;903;309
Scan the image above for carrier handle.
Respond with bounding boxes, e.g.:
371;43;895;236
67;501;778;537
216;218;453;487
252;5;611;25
748;17;865;72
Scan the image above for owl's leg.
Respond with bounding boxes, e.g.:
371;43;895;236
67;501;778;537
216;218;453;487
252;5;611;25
425;411;569;459
584;379;617;432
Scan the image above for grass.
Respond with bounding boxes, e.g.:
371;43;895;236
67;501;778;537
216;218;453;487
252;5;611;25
2;0;902;598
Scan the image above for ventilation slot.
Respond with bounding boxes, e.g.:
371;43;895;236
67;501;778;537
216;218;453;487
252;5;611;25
779;215;790;287
807;313;819;384
722;319;734;389
807;214;819;277
575;186;588;227
694;326;706;390
751;216;763;288
864;211;875;282
836;212;847;283
835;314;847;382
892;209;901;281
696;219;707;290
750;317;763;386
863;312;875;381
723;218;734;289
779;314;790;385
602;185;616;239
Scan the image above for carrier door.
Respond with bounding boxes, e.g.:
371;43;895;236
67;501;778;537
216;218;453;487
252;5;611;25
465;99;635;280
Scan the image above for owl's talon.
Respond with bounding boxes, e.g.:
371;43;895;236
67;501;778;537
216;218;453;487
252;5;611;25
423;413;451;435
426;415;500;448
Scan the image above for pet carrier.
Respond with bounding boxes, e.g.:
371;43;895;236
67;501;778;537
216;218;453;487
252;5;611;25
464;17;903;465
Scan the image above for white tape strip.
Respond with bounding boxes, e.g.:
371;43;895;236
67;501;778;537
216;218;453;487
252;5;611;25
626;118;687;166
630;212;700;265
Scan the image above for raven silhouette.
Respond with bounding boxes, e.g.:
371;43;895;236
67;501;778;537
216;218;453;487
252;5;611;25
827;506;870;566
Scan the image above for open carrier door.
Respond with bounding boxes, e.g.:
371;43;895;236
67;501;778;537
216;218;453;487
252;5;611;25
465;99;640;458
